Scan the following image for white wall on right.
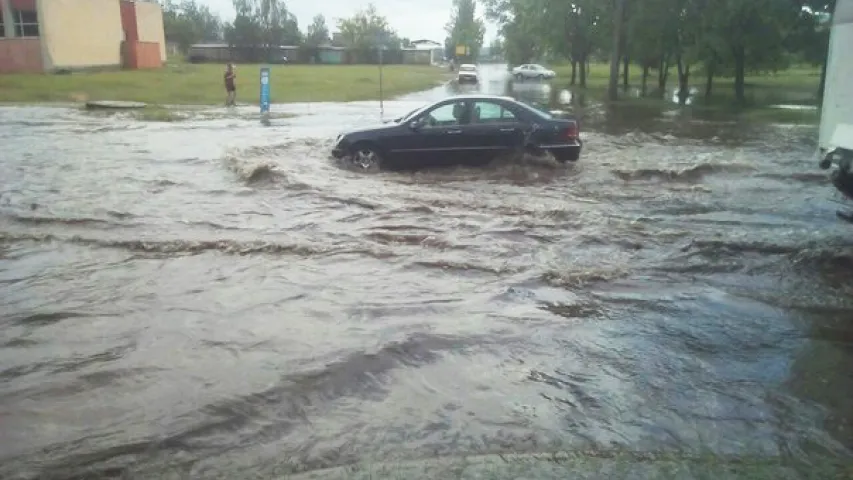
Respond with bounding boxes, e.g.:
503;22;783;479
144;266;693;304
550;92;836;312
819;0;853;151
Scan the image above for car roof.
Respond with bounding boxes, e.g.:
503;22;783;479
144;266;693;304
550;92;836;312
459;63;477;68
406;95;563;120
442;94;516;102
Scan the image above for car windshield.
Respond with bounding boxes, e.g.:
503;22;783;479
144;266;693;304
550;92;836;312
460;65;476;72
400;105;427;122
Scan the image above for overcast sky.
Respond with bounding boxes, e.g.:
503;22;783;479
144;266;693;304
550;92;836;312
203;0;497;44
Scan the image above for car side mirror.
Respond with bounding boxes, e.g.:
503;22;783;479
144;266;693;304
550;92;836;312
409;118;425;130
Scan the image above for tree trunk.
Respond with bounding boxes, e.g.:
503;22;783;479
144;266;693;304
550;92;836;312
704;59;715;99
579;53;588;88
641;65;650;96
657;56;669;97
733;45;746;104
622;55;630;89
608;0;626;100
676;55;690;105
571;60;577;85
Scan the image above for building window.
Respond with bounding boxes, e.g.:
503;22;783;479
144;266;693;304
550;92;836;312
0;11;5;38
14;9;39;37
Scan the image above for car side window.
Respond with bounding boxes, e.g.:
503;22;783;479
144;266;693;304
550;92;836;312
422;101;467;127
470;101;518;124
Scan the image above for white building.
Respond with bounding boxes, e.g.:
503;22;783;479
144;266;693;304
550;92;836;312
819;0;853;154
410;39;444;65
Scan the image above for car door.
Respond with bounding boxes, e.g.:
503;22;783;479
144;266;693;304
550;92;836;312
391;100;471;168
465;100;527;163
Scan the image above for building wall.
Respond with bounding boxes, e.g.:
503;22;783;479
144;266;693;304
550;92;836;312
134;0;165;63
119;0;138;42
401;49;431;65
39;0;123;70
125;41;160;69
318;49;343;64
188;45;232;63
0;38;43;73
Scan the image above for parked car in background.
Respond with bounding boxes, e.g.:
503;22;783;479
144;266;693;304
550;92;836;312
331;94;582;171
457;64;479;84
511;64;557;81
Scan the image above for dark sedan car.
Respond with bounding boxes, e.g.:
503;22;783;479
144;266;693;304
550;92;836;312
331;94;582;171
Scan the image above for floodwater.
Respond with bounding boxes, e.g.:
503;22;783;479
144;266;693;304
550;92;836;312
1;64;852;479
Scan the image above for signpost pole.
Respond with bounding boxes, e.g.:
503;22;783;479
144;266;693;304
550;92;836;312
375;32;388;121
378;48;384;119
259;65;271;125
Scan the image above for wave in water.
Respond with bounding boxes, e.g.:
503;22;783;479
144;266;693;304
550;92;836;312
0;333;485;479
611;162;756;183
0;232;394;259
1;214;120;228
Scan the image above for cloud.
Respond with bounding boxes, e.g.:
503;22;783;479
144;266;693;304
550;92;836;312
202;0;497;43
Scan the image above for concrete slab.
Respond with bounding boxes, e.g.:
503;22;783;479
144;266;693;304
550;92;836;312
84;100;148;110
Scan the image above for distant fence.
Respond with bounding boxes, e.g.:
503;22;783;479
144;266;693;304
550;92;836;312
186;44;442;66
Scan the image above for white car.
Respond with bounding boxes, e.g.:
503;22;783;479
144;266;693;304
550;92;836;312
457;64;479;84
511;63;556;81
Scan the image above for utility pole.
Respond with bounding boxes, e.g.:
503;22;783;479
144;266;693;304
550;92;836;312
379;46;384;119
608;0;626;101
376;32;387;120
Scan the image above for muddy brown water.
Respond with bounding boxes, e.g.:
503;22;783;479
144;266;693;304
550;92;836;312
1;65;852;479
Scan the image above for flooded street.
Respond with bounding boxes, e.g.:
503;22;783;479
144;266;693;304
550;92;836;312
2;64;853;478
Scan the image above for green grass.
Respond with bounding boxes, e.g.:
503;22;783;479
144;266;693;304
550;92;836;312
0;63;451;106
550;63;821;107
552;63;821;89
543;62;822;124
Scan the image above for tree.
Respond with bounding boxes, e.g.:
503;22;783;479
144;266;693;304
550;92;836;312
608;0;626;100
337;4;401;62
705;0;800;104
225;0;301;62
160;0;223;52
623;0;678;96
305;14;330;46
487;37;504;59
476;0;829;105
485;0;610;86
445;0;486;62
482;0;544;65
788;0;835;99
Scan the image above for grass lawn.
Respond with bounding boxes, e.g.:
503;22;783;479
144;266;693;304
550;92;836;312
548;62;822;123
0;63;451;106
552;63;822;92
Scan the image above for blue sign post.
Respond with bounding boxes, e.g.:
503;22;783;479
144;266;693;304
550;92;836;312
259;66;271;122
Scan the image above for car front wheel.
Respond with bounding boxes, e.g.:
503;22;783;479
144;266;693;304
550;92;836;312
350;143;383;171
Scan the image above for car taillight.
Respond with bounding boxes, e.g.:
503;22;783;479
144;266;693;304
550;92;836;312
565;121;579;139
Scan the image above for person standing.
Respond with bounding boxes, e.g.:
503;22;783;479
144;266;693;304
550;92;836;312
224;63;236;107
